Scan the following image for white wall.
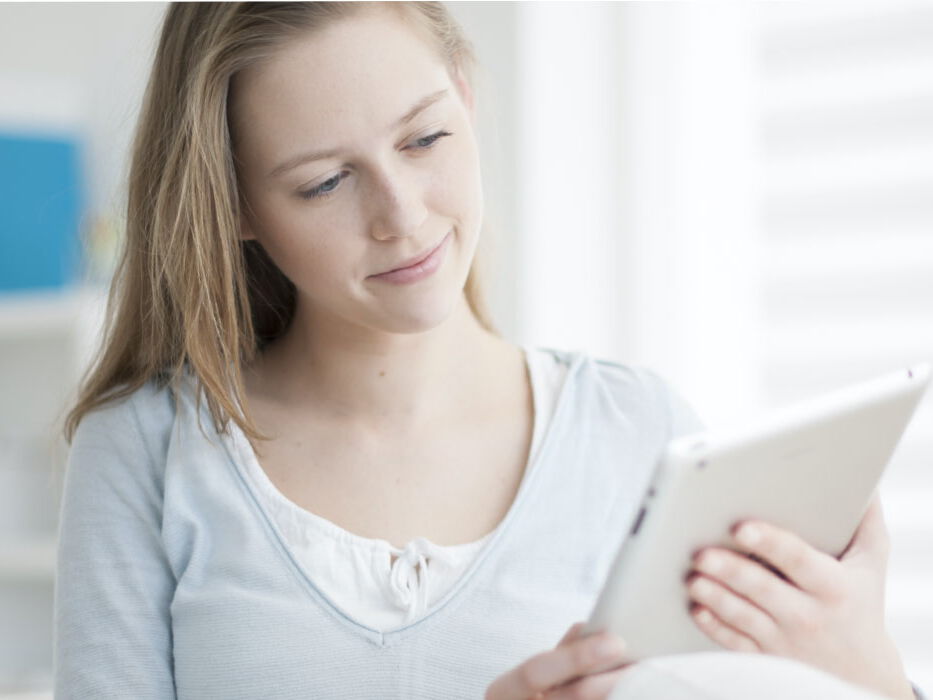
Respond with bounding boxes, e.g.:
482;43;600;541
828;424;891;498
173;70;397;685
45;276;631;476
445;2;523;341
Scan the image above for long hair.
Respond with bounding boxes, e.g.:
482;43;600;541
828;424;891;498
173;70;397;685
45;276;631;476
63;2;498;445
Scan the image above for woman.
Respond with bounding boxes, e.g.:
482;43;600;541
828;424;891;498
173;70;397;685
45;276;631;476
57;3;920;699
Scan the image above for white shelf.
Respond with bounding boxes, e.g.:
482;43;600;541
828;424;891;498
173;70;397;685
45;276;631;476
0;285;107;338
0;537;56;581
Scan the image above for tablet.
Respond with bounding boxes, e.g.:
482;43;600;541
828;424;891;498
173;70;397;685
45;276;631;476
582;362;931;663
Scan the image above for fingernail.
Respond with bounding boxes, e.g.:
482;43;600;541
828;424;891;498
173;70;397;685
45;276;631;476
737;525;760;546
700;553;722;574
691;577;715;597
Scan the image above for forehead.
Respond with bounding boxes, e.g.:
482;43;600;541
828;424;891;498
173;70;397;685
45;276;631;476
231;10;453;169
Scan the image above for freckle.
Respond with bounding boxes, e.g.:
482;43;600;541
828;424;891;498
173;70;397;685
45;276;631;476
379;371;386;377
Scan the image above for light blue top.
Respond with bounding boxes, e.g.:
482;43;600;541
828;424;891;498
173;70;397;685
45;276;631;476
54;347;703;699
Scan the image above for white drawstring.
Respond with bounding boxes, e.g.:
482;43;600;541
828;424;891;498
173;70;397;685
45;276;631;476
385;537;459;621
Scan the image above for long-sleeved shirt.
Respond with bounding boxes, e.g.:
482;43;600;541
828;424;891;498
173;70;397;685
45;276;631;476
54;345;703;699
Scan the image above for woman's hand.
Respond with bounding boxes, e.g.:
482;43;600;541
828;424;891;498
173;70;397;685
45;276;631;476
484;622;630;700
686;493;915;700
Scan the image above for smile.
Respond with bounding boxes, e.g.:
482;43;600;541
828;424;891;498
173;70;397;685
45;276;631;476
368;231;452;285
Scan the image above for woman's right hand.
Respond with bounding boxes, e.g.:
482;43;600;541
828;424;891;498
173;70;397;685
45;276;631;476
484;622;631;700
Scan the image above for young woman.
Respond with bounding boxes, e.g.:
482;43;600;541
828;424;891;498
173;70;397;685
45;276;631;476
57;3;921;699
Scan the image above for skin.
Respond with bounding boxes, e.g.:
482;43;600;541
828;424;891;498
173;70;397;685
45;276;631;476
686;494;916;700
230;7;510;437
487;496;916;700
485;623;629;700
228;8;914;700
228;11;631;697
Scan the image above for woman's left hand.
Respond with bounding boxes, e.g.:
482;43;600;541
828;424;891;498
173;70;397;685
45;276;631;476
686;493;915;700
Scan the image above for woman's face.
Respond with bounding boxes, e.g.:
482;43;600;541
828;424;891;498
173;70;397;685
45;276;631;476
230;9;484;336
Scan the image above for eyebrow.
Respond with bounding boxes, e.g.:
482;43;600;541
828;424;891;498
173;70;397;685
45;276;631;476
267;88;450;178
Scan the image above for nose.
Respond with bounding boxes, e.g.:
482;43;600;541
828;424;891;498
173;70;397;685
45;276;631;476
366;161;428;241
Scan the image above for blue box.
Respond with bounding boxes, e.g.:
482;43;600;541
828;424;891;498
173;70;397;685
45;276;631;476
0;132;85;292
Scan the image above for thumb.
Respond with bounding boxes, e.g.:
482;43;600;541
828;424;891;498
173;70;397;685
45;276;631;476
557;622;586;647
841;493;890;563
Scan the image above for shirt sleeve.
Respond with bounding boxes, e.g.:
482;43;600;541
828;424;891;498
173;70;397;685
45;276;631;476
641;367;706;439
54;390;177;699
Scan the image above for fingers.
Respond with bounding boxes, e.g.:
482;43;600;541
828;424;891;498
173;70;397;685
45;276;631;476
686;570;781;650
485;629;626;700
691;548;807;627
556;622;585;647
730;519;841;598
546;667;630;700
689;603;761;653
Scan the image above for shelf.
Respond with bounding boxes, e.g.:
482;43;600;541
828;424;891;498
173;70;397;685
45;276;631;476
0;537;56;581
0;285;107;338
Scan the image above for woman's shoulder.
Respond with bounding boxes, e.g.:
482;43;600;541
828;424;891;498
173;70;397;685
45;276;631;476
528;344;668;393
528;344;704;437
75;374;175;429
69;375;178;472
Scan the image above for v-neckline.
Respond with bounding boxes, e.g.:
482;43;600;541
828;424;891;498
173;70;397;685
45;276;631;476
217;345;586;643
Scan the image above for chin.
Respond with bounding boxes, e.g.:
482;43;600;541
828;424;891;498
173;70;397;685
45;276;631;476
382;307;456;335
374;290;463;335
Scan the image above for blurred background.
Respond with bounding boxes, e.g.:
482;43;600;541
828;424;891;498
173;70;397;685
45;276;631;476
0;1;930;697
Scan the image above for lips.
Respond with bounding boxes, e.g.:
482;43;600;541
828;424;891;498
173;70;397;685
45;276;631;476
375;233;448;276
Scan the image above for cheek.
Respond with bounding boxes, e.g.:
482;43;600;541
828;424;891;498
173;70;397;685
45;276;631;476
249;203;359;289
431;137;483;228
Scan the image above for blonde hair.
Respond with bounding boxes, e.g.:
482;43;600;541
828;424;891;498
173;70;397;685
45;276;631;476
63;1;498;444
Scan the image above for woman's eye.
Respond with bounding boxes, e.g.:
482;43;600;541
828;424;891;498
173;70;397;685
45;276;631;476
298;131;453;201
300;172;345;201
408;130;453;150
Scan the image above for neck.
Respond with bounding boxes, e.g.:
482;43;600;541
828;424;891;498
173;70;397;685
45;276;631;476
245;293;512;432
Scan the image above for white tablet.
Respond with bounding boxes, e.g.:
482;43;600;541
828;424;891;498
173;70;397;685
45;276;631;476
583;363;931;663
